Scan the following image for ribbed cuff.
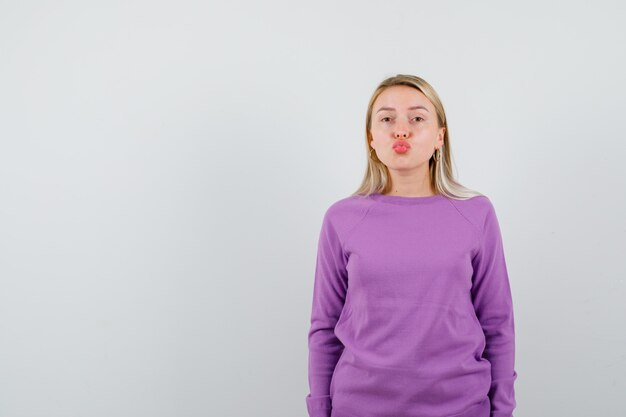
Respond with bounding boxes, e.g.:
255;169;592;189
305;393;332;417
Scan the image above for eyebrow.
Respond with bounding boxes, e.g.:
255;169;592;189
376;106;429;113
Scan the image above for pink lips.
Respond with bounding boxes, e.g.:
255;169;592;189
392;141;411;154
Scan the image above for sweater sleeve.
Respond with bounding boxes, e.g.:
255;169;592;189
471;199;518;417
305;209;348;417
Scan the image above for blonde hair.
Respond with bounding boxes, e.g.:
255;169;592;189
353;74;483;200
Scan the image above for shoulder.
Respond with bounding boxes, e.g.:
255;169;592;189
444;194;498;232
321;194;375;237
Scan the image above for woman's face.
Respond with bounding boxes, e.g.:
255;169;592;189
370;85;445;170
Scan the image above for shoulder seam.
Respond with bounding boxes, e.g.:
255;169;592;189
340;199;376;252
444;198;483;251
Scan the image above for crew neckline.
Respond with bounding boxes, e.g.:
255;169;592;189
368;192;445;205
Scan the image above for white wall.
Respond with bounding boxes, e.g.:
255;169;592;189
1;1;625;416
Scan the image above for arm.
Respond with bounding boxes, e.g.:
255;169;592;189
471;199;518;417
305;209;348;417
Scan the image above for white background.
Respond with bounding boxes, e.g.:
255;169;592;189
1;1;625;416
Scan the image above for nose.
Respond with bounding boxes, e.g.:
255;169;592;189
394;130;409;139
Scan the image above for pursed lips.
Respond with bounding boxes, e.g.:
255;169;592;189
392;141;411;150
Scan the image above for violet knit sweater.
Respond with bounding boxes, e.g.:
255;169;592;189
305;193;517;417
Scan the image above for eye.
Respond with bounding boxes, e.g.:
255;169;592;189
413;117;424;122
381;117;391;122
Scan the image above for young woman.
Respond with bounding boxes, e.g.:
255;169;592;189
305;74;518;417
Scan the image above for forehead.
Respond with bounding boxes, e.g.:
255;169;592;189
373;85;433;112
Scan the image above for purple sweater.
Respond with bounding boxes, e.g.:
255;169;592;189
305;193;517;417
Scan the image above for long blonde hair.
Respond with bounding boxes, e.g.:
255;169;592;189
353;74;483;200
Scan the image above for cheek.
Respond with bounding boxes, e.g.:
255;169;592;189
369;128;385;143
370;125;385;135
